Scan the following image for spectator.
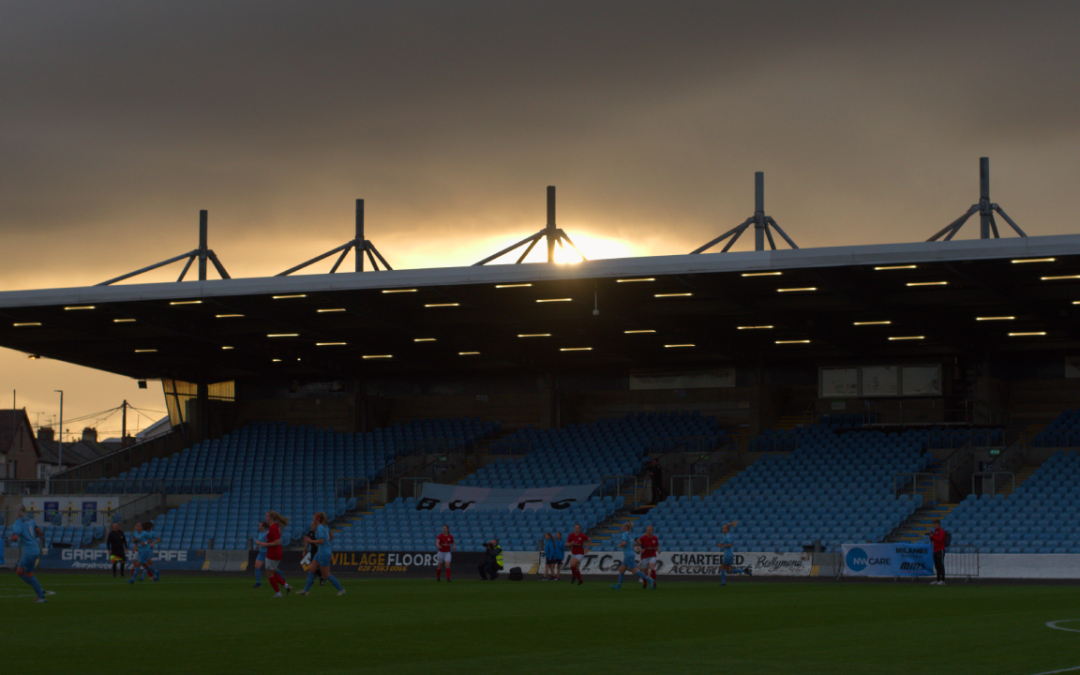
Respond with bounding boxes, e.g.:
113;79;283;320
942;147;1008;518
929;519;947;585
645;459;664;505
542;532;556;580
478;539;503;580
552;532;566;581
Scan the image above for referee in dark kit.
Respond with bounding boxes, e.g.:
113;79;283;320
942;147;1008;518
107;523;127;578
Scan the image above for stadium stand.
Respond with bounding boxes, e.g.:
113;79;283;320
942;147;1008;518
332;495;625;552
941;450;1080;554
89;418;498;550
0;524;102;548
459;411;721;488
1028;409;1080;448
595;427;934;552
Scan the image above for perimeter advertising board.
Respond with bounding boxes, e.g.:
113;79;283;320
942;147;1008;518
252;550;488;576
841;543;934;577
35;548;203;570
565;551;812;577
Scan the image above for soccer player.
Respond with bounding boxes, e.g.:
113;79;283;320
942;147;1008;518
9;507;47;603
126;521;144;582
609;522;653;591
129;521;160;583
253;521;268;588
143;521;161;582
435;525;455;582
257;510;293;598
297;512;345;596
638;525;660;590
566;523;589;586
715;520;752;585
552;532;565;581
107;523;127;578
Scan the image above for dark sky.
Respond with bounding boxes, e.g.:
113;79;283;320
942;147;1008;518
2;1;1079;427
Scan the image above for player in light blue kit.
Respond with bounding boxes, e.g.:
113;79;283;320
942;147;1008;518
129;521;160;583
609;522;654;591
715;520;751;586
253;521;269;588
9;507;48;603
297;512;345;596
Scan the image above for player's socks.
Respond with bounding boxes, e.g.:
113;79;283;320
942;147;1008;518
446;569;451;581
269;576;280;592
146;566;158;580
720;570;726;585
437;568;442;581
326;575;343;591
120;563;125;577
255;568;262;585
650;570;657;584
25;576;45;598
303;572;317;592
616;571;624;589
635;570;650;583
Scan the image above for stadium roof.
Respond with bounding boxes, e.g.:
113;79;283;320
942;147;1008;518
1;236;1079;383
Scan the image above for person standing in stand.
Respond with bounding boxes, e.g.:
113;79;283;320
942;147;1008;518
436;525;455;582
929;519;948;585
257;511;293;598
566;523;590;586
645;459;664;505
107;523;127;579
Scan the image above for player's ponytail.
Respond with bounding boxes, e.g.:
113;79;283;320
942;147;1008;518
267;511;290;526
315;511;327;524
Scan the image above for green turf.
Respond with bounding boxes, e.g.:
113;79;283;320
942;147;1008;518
2;574;1079;675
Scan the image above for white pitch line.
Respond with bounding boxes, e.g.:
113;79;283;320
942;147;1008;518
1046;620;1080;634
1030;667;1080;675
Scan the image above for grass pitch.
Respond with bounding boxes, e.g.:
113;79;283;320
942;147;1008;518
2;573;1078;675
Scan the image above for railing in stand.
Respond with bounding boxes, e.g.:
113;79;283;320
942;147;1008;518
600;475;640;510
893;472;939;507
987;437;1024;474
400;477;433;500
669;474;710;499
334;477;374;511
970;472;1015;498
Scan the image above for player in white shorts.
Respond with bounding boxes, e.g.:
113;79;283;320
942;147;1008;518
636;524;660;589
435;525;456;582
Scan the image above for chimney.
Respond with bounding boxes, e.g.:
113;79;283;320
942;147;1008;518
38;427;55;442
82;427;98;443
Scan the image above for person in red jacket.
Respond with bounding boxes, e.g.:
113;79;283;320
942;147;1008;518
929;519;947;585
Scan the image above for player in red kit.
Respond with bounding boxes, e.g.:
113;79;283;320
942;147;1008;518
435;525;456;582
566;523;590;586
638;525;660;590
258;510;293;598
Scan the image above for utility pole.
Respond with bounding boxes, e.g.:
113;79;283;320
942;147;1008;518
121;400;128;448
55;390;63;473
